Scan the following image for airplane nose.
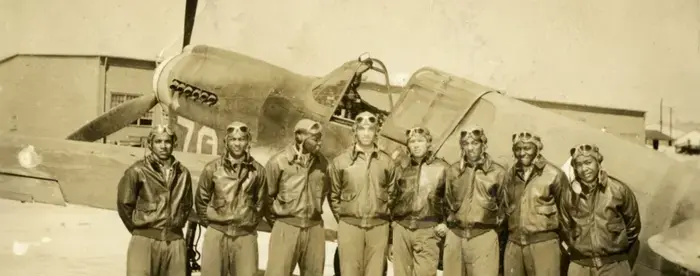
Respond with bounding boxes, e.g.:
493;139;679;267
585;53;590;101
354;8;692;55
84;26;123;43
152;54;181;107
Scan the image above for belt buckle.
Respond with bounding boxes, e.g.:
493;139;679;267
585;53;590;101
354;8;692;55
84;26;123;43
520;235;527;245
592;256;602;268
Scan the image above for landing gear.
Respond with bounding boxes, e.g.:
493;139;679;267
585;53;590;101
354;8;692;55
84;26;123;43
185;221;203;276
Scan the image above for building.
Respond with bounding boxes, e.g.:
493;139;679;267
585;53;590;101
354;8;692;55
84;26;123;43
673;130;700;154
520;99;647;145
644;129;674;150
0;54;167;145
674;130;700;147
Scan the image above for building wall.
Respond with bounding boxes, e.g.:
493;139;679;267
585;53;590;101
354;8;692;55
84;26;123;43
0;55;165;145
104;58;165;145
0;56;101;138
524;100;646;144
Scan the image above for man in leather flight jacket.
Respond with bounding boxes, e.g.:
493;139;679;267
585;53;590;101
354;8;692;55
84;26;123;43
117;125;193;276
264;118;335;276
443;126;508;276
195;122;267;276
502;131;569;276
330;111;400;276
558;144;641;276
391;126;450;276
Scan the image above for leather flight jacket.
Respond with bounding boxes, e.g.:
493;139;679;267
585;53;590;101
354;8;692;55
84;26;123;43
265;144;333;229
330;145;400;228
117;155;193;241
391;153;449;230
558;170;641;267
195;153;266;237
445;153;508;239
503;155;569;245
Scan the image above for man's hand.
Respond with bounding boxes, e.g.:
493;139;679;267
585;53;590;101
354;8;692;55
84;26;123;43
434;223;448;237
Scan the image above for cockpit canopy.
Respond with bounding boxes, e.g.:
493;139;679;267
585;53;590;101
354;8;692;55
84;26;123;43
310;53;396;127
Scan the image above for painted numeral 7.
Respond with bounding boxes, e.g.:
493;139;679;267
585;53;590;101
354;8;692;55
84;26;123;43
177;116;195;153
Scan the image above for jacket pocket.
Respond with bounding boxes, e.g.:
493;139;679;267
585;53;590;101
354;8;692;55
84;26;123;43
536;204;557;216
478;198;499;212
277;191;298;204
211;199;226;210
133;202;159;227
606;222;625;233
340;192;357;202
606;221;628;246
535;204;559;230
339;192;358;214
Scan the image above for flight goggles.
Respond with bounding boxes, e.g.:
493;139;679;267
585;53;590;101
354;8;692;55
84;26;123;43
460;126;487;144
354;112;378;126
148;125;177;142
295;119;323;135
511;131;543;150
226;122;250;138
405;126;432;141
571;143;603;163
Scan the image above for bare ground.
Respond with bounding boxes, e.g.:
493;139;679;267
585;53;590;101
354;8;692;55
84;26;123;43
0;199;346;276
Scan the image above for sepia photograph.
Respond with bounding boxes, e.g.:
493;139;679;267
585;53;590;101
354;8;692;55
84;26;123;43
2;0;700;275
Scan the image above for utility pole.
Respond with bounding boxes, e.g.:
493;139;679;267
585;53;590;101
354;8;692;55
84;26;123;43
659;98;663;132
669;107;673;138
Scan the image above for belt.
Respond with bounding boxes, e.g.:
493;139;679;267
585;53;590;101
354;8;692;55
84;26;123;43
571;253;628;268
132;228;184;241
396;217;441;231
508;230;558;245
449;223;494;239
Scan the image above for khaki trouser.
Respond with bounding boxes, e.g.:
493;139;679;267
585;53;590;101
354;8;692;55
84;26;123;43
337;221;390;276
568;261;632;276
504;239;561;276
200;228;259;276
126;235;187;276
264;221;326;276
442;229;500;276
392;223;440;276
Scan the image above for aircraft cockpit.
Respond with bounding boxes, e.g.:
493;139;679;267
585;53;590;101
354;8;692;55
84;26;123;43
311;53;399;128
332;73;390;125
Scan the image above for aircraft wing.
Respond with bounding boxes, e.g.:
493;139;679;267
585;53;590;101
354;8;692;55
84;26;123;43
648;218;700;274
0;132;213;209
0;133;339;241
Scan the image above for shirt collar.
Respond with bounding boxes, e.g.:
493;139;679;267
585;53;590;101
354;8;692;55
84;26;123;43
571;169;609;194
351;143;379;161
460;152;493;173
409;151;437;166
146;154;179;174
222;151;253;170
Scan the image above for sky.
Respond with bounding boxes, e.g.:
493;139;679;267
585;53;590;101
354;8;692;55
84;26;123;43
2;0;699;125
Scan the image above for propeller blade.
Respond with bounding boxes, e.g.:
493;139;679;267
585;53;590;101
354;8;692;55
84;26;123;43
66;94;158;142
182;0;199;49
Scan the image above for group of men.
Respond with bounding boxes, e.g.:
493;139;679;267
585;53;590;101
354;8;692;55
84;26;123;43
117;110;641;276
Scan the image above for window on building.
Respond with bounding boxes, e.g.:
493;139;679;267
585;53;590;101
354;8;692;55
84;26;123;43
110;92;153;126
161;108;170;124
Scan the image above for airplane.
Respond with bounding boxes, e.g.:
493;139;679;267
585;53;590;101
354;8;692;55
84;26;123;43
2;0;700;276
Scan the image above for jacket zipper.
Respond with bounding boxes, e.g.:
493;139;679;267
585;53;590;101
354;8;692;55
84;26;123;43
590;189;600;265
165;167;174;231
519;173;530;244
